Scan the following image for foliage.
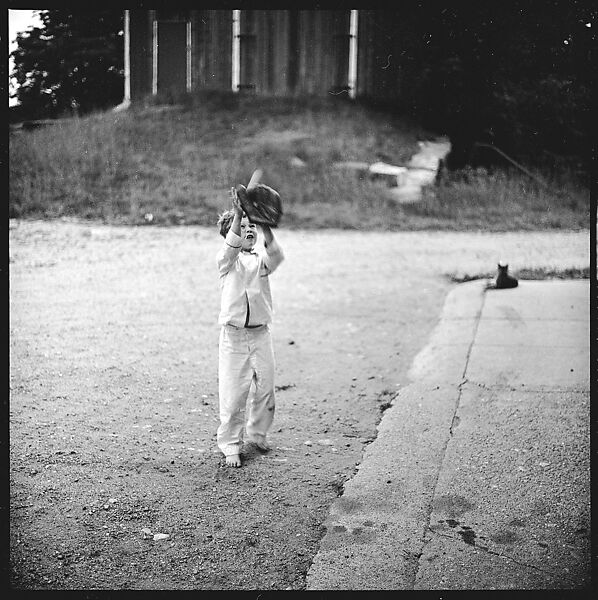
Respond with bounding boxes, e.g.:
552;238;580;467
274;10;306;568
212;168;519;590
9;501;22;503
392;0;594;171
10;10;124;119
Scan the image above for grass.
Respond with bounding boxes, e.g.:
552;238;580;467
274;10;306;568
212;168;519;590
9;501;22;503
448;266;590;283
9;91;589;231
412;166;589;231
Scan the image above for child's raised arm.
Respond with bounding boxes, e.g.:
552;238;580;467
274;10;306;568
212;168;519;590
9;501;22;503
260;224;274;247
260;224;284;273
217;189;244;276
230;188;243;237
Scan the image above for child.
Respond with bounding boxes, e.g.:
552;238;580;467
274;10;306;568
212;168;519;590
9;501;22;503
215;187;285;467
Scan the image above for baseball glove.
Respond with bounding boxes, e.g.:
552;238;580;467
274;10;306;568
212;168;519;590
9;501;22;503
235;183;283;227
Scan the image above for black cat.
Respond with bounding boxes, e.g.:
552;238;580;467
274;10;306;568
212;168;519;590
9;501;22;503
495;261;518;289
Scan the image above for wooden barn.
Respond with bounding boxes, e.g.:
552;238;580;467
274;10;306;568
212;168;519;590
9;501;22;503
123;9;407;104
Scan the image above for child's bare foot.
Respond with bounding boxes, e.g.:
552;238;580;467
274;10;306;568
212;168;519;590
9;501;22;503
225;454;241;467
253;440;271;452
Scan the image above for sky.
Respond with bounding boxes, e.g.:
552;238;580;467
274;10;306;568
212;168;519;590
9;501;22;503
8;9;43;106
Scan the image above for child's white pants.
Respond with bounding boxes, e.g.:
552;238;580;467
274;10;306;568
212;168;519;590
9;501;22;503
217;324;276;456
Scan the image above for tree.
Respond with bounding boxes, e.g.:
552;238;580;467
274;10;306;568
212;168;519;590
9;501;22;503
393;0;595;170
10;10;124;119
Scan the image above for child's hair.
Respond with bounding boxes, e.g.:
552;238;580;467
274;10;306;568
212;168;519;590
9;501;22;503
217;209;235;238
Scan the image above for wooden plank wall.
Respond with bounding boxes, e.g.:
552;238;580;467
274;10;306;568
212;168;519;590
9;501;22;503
239;10;291;96
263;10;291;95
296;10;351;96
127;10;407;103
128;9;154;101
237;9;350;97
192;10;233;90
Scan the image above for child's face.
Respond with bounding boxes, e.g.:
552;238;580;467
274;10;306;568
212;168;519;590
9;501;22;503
240;216;258;250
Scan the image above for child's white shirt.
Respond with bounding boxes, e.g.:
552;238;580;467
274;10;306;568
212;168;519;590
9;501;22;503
217;230;284;327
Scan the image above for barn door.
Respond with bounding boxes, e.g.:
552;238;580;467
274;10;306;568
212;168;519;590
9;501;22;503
157;21;188;96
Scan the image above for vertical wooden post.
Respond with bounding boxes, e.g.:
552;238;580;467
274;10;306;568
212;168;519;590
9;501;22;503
152;19;158;96
186;20;192;92
232;9;240;92
123;10;131;103
348;10;358;99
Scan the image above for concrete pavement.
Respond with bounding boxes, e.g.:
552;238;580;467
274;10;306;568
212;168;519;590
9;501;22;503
306;279;591;590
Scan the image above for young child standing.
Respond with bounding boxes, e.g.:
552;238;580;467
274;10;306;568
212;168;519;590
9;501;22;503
215;188;285;467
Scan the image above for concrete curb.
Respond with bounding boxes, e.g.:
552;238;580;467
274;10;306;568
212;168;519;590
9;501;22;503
306;280;487;590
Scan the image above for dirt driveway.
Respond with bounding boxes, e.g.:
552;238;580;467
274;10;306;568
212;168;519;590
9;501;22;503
8;220;588;590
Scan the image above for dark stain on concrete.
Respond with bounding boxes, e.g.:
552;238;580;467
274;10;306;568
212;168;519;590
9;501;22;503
335;497;361;514
490;530;519;545
457;528;476;545
351;527;377;543
435;519;482;546
320;522;377;549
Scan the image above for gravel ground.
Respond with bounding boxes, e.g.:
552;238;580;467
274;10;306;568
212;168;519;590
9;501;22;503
8;219;589;590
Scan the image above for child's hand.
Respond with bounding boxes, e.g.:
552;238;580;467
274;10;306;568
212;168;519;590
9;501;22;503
230;187;243;217
260;223;274;245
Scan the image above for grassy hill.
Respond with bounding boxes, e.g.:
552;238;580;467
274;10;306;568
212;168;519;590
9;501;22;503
9;92;589;231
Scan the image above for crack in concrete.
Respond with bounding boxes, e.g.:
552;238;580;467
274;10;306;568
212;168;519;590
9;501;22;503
426;526;579;587
411;286;487;588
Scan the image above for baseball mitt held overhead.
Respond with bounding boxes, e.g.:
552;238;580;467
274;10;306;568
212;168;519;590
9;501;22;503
235;169;283;227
